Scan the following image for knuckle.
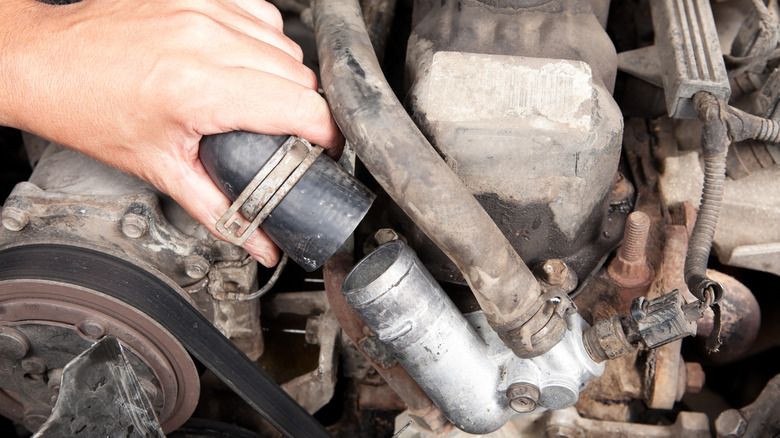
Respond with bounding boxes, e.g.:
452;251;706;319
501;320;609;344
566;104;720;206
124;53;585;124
262;3;284;29
289;41;304;62
299;65;318;90
291;88;330;130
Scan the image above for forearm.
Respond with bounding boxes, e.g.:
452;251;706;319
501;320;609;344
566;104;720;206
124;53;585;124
0;0;41;129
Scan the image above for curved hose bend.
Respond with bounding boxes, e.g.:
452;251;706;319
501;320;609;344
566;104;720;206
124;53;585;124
685;93;728;305
313;0;562;357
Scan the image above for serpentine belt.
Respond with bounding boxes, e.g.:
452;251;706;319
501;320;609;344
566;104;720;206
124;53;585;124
0;244;331;438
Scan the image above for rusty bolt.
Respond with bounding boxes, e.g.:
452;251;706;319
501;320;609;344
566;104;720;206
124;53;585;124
2;207;30;232
184;254;210;279
0;326;31;361
685;362;705;393
77;320;107;339
21;357;47;375
121;213;148;238
538;259;578;293
608;211;653;288
541;260;567;285
507;382;540;413
715;409;748;438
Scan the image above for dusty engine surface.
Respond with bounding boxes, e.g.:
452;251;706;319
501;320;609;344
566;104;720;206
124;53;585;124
1;0;779;437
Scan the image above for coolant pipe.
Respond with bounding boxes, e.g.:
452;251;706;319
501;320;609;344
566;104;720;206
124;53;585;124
314;0;558;357
342;241;604;433
342;241;514;434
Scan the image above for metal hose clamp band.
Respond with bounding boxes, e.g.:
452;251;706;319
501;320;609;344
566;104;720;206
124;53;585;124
216;137;323;245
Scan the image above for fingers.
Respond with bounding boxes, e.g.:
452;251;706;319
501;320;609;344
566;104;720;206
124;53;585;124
164;161;281;267
199;1;303;61
223;0;285;31
196;69;343;150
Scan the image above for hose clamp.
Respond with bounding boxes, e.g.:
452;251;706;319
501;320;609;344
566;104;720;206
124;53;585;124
216;137;323;245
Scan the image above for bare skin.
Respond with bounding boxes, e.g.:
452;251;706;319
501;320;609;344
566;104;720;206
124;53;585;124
0;0;343;267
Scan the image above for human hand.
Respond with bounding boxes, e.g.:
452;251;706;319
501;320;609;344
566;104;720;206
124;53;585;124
0;0;343;267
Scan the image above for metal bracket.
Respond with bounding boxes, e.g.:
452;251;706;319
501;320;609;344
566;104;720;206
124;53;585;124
216;137;323;246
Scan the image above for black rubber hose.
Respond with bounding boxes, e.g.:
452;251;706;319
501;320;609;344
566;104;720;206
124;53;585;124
684;152;726;303
200;131;374;272
685;93;727;304
313;0;550;356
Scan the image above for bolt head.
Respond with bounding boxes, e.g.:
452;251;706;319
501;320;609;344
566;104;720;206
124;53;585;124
685;362;705;393
509;396;536;413
184;255;210;279
542;260;567;286
507;382;540;413
121;213;148;238
2;207;29;232
716;409;747;438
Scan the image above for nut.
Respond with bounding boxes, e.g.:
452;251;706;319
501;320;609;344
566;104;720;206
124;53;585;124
1;206;30;232
609;211;653;288
121;213;148;238
685;362;705;393
184;254;210;279
507;382;540;413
